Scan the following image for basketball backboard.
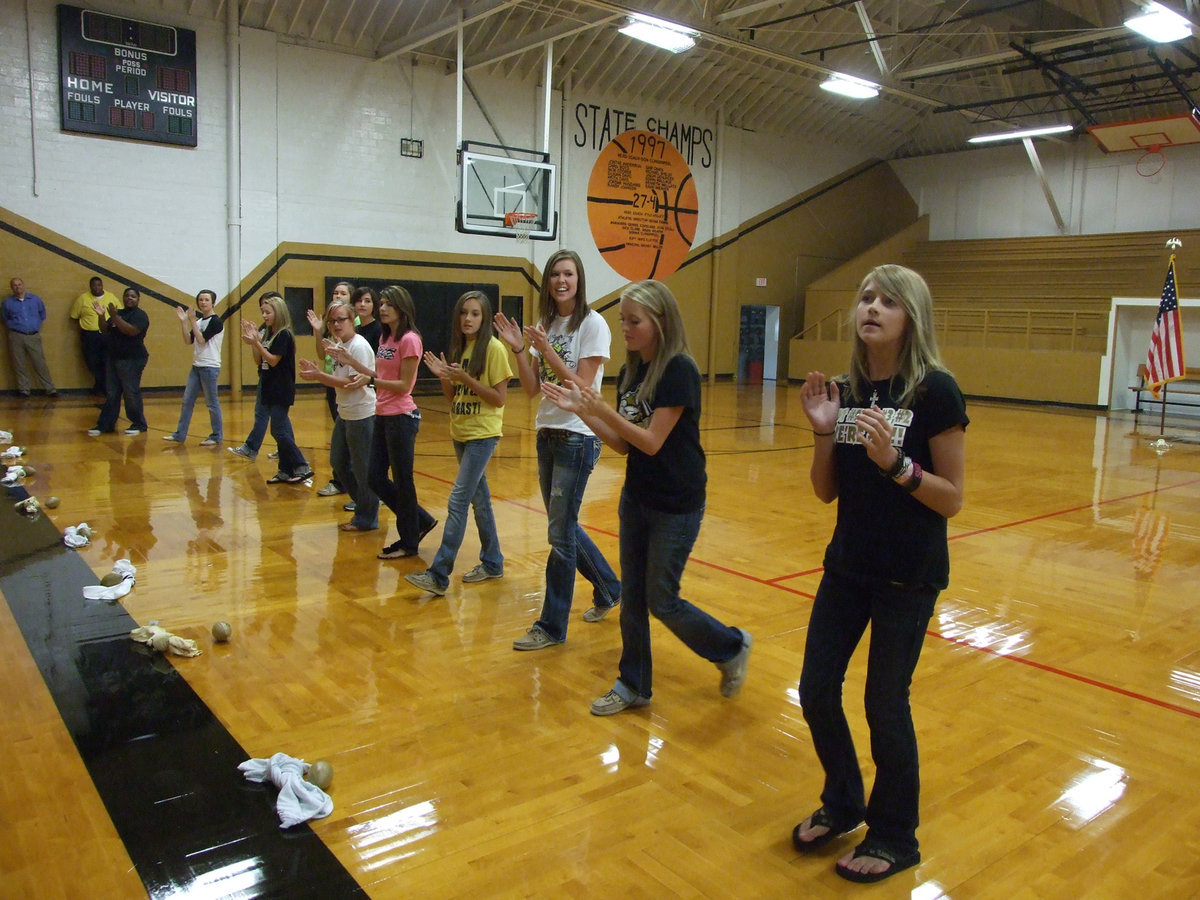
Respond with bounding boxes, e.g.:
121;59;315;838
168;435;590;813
457;141;557;240
1087;111;1200;152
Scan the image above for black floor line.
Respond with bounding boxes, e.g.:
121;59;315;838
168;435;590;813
0;489;365;899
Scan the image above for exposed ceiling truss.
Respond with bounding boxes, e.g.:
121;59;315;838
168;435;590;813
150;0;1200;159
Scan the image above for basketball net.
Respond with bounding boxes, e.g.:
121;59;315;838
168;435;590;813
1136;144;1166;178
504;211;537;243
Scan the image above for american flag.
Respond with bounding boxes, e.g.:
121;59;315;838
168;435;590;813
1145;255;1185;397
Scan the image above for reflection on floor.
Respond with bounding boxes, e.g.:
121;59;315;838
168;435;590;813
0;489;364;899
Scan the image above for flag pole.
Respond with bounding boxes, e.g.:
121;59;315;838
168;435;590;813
1145;238;1185;454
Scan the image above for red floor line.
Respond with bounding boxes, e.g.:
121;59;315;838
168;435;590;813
927;631;1200;720
416;467;1197;720
950;476;1200;542
767;475;1200;581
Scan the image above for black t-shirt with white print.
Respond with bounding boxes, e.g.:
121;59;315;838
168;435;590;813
619;354;706;514
824;369;968;589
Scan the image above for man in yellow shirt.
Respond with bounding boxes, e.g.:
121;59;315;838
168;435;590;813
70;276;116;395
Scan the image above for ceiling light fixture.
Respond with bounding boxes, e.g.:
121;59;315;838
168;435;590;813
968;124;1074;144
819;73;880;100
1124;2;1193;43
619;14;699;53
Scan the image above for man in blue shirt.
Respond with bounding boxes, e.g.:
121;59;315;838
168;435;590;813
2;278;57;397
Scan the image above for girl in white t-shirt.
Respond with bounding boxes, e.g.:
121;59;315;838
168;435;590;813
299;300;380;532
405;291;513;595
493;249;621;651
165;288;223;446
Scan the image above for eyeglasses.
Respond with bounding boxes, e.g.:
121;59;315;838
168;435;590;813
329;316;352;324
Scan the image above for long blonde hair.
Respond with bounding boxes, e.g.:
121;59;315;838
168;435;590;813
618;280;695;405
258;291;290;339
846;264;948;409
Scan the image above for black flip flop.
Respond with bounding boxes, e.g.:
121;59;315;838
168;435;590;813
792;808;861;853
834;841;920;883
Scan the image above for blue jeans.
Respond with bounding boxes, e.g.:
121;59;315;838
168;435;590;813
798;569;938;857
96;356;147;432
331;415;379;529
611;490;741;701
244;391;307;474
533;429;620;643
171;365;222;442
427;437;502;587
370;412;435;551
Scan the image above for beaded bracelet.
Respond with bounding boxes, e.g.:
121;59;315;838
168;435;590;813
879;452;908;479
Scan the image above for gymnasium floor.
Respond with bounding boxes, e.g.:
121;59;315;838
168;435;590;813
2;383;1198;899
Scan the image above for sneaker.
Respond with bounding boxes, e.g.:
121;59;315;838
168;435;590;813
86;428;102;436
418;518;439;545
287;466;315;484
717;629;753;698
317;481;343;496
583;600;619;623
199;438;219;447
268;450;279;459
590;689;650;716
228;445;256;460
462;564;502;583
513;627;561;651
162;434;183;442
123;428;146;435
266;471;290;484
343;501;356;512
404;571;447;596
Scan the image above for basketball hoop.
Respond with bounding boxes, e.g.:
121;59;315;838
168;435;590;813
504;211;538;242
1136;144;1166;178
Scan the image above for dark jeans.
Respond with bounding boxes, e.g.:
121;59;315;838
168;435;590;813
244;392;307;474
370;412;434;551
612;490;741;701
80;329;106;393
798;569;938;857
95;356;147;432
532;429;620;643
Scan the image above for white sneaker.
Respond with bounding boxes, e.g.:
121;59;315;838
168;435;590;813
717;629;753;698
86;428;102;436
462;564;502;583
123;428;145;436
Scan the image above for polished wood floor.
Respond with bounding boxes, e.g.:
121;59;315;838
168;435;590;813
3;383;1200;899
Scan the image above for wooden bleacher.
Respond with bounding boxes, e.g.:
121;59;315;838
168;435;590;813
794;226;1200;405
901;230;1200;355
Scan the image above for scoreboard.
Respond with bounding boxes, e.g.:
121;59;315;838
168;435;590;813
57;4;198;148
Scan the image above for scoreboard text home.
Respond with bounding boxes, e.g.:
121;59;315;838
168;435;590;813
57;4;198;148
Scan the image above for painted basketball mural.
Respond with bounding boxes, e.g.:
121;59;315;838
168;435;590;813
587;129;699;281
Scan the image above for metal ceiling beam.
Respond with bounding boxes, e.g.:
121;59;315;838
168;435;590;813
854;1;889;77
569;0;944;107
896;26;1130;81
712;0;797;24
376;0;520;61
465;15;622;72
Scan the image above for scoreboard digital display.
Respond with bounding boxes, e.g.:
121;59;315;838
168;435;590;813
57;4;198;148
